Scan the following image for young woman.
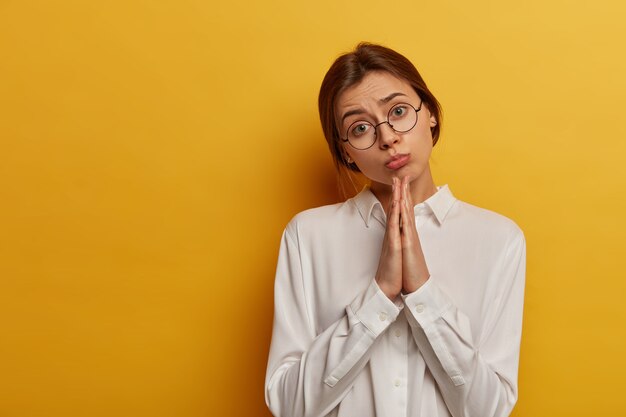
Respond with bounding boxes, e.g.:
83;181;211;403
265;43;526;417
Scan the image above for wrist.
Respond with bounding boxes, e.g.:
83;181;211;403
403;274;430;294
375;278;400;300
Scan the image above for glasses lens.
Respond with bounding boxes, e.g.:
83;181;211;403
388;103;417;133
346;121;376;150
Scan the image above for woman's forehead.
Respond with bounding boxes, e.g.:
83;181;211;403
337;72;416;109
335;71;417;120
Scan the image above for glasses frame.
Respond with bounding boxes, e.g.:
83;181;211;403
340;100;423;150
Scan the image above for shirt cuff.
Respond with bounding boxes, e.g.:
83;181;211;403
401;278;452;329
350;280;400;337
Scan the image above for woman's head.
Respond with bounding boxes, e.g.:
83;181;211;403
318;43;442;176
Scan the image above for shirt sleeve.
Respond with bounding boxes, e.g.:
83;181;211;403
265;227;400;417
402;229;526;417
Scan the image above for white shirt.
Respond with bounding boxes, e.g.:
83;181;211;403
265;185;526;417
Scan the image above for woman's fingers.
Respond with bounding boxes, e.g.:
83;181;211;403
400;175;430;293
383;178;399;243
396;177;403;232
388;177;402;226
388;177;401;245
400;176;415;239
375;176;403;300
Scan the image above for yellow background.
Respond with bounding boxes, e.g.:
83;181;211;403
1;0;625;416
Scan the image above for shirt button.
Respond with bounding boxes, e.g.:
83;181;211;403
415;304;425;313
378;312;388;321
394;379;401;387
394;329;401;338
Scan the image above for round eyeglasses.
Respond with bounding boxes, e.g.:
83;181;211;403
340;101;423;150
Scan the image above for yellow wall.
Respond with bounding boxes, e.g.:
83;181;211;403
1;1;625;416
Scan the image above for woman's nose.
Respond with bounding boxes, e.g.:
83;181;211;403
377;123;400;149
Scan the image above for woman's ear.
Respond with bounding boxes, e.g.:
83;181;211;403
341;147;354;164
429;114;437;127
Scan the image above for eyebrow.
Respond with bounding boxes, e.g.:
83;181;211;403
380;92;407;104
340;92;408;123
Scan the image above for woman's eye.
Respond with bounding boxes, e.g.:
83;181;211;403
351;123;370;136
391;106;408;118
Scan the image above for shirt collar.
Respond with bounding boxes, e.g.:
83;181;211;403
351;184;457;227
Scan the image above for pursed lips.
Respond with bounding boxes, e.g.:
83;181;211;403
385;154;410;170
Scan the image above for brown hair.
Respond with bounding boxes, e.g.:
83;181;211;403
318;42;442;179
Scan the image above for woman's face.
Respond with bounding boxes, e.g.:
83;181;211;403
335;71;437;187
